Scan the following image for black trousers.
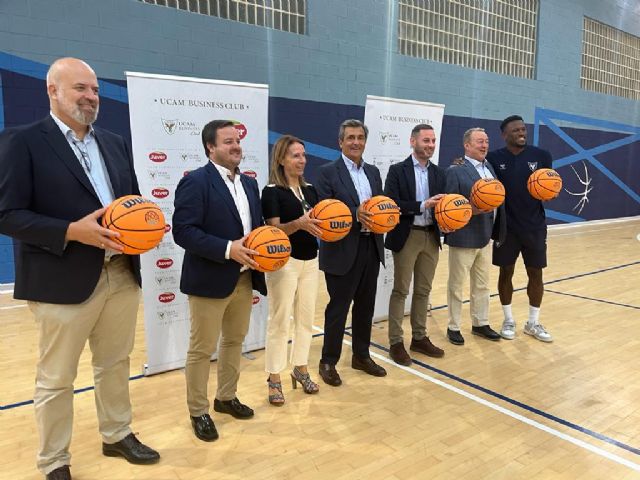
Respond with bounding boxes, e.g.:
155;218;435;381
321;234;380;365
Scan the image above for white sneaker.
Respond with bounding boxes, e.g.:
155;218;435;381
524;323;553;342
500;319;516;340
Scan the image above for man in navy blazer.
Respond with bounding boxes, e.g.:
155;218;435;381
0;58;158;480
172;120;266;443
315;119;387;387
444;128;506;346
384;124;447;366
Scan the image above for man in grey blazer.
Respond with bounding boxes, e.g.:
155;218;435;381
444;128;505;346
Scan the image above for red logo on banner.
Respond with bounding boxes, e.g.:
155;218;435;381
156;258;173;269
158;292;175;303
252;296;260;305
243;170;257;179
164;224;172;233
183;170;191;177
233;122;248;139
151;188;170;199
149;152;167;163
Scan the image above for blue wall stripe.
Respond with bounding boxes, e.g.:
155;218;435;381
537;108;640;134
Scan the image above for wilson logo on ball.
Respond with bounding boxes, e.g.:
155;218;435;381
158;292;175;303
329;220;351;229
151;188;170;199
266;244;291;254
156;258;173;269
121;197;153;208
149;152;167;162
377;202;397;211
453;199;469;207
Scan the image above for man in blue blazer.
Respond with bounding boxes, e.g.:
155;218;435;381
0;58;159;480
445;128;506;346
384;124;447;365
172;120;267;443
315;119;387;387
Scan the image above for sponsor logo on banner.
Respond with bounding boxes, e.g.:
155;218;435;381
252;296;260;305
243;170;257;179
161;119;177;135
183;170;191;177
152;187;170;199
158;292;176;303
232;121;248;139
157;308;180;325
379;132;400;145
156;258;174;269
149;151;167;162
180;152;200;163
164;224;172;233
161;118;199;136
147;170;172;181
155;274;179;288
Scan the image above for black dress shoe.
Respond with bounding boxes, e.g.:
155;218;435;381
319;362;342;386
447;328;465;345
46;465;71;480
213;397;254;419
471;325;501;341
351;355;387;377
102;433;160;465
190;413;219;442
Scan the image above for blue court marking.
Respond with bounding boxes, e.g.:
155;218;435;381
0;374;144;411
544;209;585;223
0;52;128;103
269;130;340;161
356;331;640;457
546;289;639;310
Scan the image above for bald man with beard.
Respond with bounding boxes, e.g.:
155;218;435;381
0;58;159;479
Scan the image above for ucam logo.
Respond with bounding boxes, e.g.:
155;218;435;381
158;292;175;303
156;258;174;269
232;121;248;139
151;188;170;199
149;151;167;162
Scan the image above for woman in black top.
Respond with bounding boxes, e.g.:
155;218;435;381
262;135;322;405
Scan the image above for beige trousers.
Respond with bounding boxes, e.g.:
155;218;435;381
388;229;439;345
447;244;491;331
29;255;140;475
264;257;319;373
185;272;253;416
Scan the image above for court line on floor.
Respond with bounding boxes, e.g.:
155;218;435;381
315;327;640;471
546;289;639;310
0;304;26;310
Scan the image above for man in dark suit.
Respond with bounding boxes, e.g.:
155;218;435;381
384;124;447;365
0;57;159;480
172;120;267;442
315;119;387;387
445;128;506;346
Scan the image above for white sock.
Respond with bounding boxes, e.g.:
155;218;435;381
528;306;540;325
502;304;513;322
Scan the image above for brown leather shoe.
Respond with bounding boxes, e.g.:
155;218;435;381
319;362;342;386
410;337;444;358
351;355;387;377
46;466;71;480
389;342;412;366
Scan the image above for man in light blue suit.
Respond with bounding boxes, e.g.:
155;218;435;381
444;128;506;346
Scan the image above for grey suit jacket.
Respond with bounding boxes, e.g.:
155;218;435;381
443;159;506;248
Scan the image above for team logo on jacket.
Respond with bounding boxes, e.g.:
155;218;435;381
148;151;167;162
156;258;174;269
151;188;170;199
528;162;538;171
158;292;175;303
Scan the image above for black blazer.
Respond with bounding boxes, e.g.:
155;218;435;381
0;116;141;304
384;155;446;252
172;162;267;298
315;157;385;275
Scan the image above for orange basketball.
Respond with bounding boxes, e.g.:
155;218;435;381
470;178;505;210
102;195;166;254
310;199;353;242
362;195;400;234
244;225;291;273
434;194;472;231
527;168;562;201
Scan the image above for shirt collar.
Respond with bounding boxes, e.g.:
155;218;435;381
342;153;364;171
50;111;95;142
465;155;486;169
211;160;240;180
411;155;430;169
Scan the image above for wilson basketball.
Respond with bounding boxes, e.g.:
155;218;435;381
470;178;505;210
102;195;166;254
310;199;353;242
244;225;291;273
362;195;400;234
527;168;562;201
434;194;472;231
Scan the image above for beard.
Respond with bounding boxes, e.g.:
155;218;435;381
58;90;99;125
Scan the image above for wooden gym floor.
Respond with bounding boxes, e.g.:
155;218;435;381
1;218;639;479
